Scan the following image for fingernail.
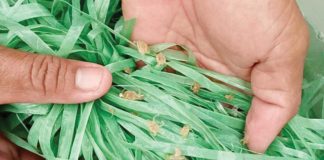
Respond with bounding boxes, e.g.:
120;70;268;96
75;67;104;91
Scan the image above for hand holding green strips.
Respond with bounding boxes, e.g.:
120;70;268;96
0;0;310;158
123;0;309;153
0;47;112;158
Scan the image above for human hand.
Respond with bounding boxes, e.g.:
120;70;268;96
122;0;309;153
0;47;112;159
0;134;42;160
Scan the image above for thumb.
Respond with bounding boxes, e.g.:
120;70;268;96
244;29;309;153
0;46;112;104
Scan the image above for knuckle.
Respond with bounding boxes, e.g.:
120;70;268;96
282;91;301;117
29;55;66;96
289;94;301;116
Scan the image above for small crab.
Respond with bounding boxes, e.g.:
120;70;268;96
191;82;201;94
119;91;144;101
156;52;167;65
225;94;234;101
180;125;190;138
108;108;115;114
240;137;248;145
167;148;187;160
147;121;159;136
123;67;132;74
135;40;149;54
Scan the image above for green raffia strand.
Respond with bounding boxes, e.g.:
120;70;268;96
0;1;324;160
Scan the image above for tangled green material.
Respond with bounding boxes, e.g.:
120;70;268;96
0;0;324;160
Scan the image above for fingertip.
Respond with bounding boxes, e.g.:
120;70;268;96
44;60;113;104
244;97;292;154
245;112;269;153
97;66;113;97
72;65;112;103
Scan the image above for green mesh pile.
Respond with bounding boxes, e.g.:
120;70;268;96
0;1;324;160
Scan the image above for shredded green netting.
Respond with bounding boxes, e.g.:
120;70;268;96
0;1;324;160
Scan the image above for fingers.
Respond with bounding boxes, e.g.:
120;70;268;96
0;134;19;160
0;134;42;160
245;24;309;152
18;148;43;160
246;58;303;153
245;97;299;153
0;46;112;104
122;0;182;43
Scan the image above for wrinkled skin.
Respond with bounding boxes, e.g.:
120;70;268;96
122;0;309;152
